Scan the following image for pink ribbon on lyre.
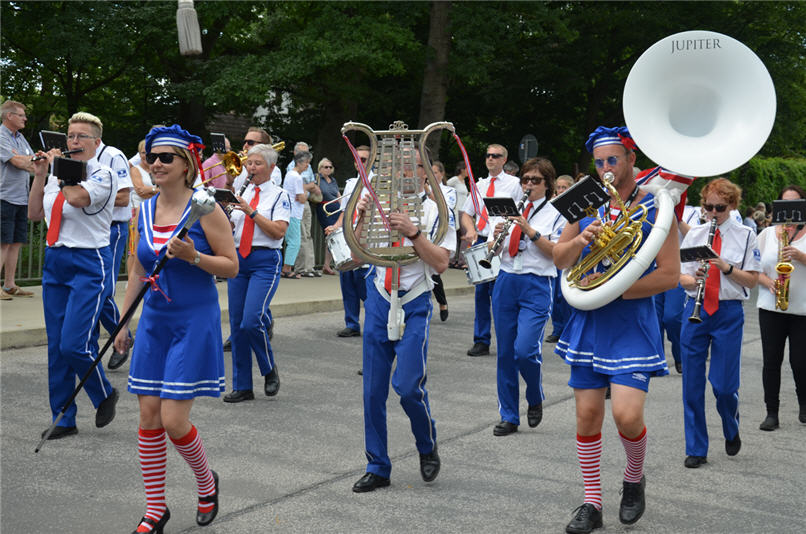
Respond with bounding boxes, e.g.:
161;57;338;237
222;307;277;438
140;274;171;302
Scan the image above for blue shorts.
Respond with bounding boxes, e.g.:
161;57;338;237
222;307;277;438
1;200;28;244
569;365;651;392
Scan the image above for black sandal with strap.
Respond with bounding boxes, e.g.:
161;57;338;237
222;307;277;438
131;508;170;534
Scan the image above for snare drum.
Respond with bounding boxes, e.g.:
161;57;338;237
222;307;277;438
327;228;362;271
462;242;500;285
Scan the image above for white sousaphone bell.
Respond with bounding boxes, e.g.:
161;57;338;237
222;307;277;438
561;30;777;311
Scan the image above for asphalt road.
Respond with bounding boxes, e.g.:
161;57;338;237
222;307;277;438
1;294;804;533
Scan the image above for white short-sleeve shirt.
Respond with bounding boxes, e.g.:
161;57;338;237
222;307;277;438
755;226;806;315
231;182;291;249
96;142;132;222
680;217;761;300
283;169;305;219
461;173;521;237
44;158;116;248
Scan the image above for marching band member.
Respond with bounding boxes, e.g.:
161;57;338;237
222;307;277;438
546;175;575;343
756;185;806;430
553;126;679;533
679;178;760;469
113;125;238;533
351;149;456;493
488;157;565;436
429;160;456;321
460;144;521;357
223;143;290;403
28;115;120;440
126;139;156;277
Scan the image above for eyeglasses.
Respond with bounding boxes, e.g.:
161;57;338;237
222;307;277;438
67;133;97;141
145;152;185;165
244;139;259;146
521;175;544;185
9;111;26;119
359;157;368;163
321;165;333;169
486;153;505;159
703;203;728;213
593;155;623;168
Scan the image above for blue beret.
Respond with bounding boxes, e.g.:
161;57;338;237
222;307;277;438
145;124;203;153
585;126;636;153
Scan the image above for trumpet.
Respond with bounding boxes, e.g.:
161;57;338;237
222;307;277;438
774;224;793;311
321;194;348;216
479;190;530;269
200;141;285;186
689;216;718;323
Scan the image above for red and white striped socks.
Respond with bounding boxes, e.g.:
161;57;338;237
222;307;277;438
576;433;603;510
137;427;167;533
619;426;647;484
170;424;217;514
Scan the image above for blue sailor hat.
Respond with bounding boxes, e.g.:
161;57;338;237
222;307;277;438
584;126;637;153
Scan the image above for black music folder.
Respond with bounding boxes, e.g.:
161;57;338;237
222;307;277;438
482;197;520;217
551;175;609;223
212;188;239;204
210;133;226;154
771;199;806;224
39;130;68;152
680;245;719;263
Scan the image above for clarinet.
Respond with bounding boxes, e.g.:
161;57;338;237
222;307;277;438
225;174;254;217
688;216;718;323
479;190;531;269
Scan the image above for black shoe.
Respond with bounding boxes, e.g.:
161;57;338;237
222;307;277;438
338;327;361;337
566;503;603;534
357;369;363;376
352;472;390;493
108;346;130;370
467;343;489;357
223;390;254;403
493;421;518;436
675;361;682;374
420;444;440;482
41;425;78;440
439;307;449;322
725;433;741;456
95;388;119;428
759;415;779;431
619;475;646;525
132;508;170;534
800;405;806;424
264;368;280;397
545;334;560;343
527;404;543;428
223;339;232;352
684;455;707;468
196;470;218;526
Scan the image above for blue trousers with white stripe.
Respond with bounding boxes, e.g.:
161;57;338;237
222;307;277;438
550;274;570;337
680;299;743;457
492;272;552;425
362;286;436;478
98;221;128;336
43;247;115;427
339;266;370;331
654;284;685;364
473;237;494;345
228;248;282;391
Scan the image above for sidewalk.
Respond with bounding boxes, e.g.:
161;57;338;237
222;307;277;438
0;267;475;350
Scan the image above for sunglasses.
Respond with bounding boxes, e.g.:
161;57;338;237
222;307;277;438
486;153;505;159
703;203;728;213
593;155;623;168
359;157;368;163
521;175;544;185
244;139;259;146
146;152;185;165
321;165;333;169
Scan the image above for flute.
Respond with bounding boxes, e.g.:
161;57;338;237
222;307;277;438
31;148;83;161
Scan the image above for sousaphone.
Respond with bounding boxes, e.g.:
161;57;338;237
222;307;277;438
561;30;776;310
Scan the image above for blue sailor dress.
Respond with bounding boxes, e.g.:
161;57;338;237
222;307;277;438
127;193;226;399
555;193;669;377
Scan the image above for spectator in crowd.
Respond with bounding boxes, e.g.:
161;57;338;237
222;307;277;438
314;157;340;275
753;210;768;233
289;142;320;277
0;100;36;299
447;161;469;269
504;160;519;176
127;139;156;275
429;160;455;321
281;150;312;279
555;175;574;196
743;206;758;233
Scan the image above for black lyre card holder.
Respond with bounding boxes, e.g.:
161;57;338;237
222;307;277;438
53;157;87;186
680;245;718;263
551;175;609;224
210;133;226;154
212;188;239;204
39;130;68;152
771;199;806;224
482;197;519;217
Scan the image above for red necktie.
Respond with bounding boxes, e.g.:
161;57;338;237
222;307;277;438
508;201;532;257
46;192;66;246
476;177;496;232
703;228;722;316
384;240;402;293
238;186;260;258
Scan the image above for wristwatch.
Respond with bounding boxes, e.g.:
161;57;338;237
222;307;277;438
249;210;257;219
193;251;201;265
530;231;541;242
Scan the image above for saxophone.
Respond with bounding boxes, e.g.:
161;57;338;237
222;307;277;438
774;224;794;311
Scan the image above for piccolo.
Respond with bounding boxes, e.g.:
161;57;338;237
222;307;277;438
32;148;83;161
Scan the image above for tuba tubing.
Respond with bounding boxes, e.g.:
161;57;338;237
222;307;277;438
561;187;675;311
